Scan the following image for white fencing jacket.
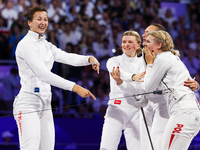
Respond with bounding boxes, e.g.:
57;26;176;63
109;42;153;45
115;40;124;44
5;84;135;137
16;30;90;102
144;51;194;109
106;53;145;107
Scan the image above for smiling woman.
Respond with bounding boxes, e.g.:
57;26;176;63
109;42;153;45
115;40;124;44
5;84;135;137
146;35;162;54
121;34;140;57
13;5;100;150
144;30;200;150
25;6;48;38
100;30;146;150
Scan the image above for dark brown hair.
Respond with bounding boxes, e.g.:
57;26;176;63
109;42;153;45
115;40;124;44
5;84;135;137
151;23;167;32
24;5;47;22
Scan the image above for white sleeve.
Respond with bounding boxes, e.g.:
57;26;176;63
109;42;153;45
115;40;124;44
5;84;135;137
50;42;90;66
17;42;76;91
120;58;146;82
144;56;169;92
106;57;138;81
106;57;142;95
106;57;120;72
118;81;142;95
120;70;133;81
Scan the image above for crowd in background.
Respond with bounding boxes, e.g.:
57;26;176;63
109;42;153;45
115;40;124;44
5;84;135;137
0;0;200;118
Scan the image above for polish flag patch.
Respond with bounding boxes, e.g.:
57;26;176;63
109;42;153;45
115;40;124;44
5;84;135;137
114;100;121;105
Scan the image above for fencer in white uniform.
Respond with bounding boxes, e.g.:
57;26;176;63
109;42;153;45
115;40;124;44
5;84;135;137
13;6;99;150
100;30;146;150
139;23;199;150
144;30;200;150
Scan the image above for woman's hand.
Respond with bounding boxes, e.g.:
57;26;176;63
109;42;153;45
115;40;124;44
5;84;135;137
89;56;100;74
144;46;156;65
72;84;96;100
184;78;199;91
111;66;123;85
132;71;146;82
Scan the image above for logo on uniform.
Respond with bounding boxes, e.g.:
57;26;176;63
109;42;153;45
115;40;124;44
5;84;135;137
114;100;121;105
34;87;40;93
168;124;184;149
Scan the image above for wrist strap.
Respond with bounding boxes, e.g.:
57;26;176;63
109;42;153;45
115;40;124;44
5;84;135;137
147;64;153;68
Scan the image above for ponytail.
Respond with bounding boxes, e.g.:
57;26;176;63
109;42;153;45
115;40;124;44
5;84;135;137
170;49;180;56
136;47;142;55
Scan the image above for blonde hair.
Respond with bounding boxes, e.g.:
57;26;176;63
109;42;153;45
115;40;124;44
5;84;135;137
121;30;142;55
147;31;180;56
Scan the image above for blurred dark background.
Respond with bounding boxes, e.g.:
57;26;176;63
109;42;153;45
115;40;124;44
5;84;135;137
0;0;200;149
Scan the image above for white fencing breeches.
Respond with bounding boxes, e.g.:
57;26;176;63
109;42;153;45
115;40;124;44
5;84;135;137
13;93;55;150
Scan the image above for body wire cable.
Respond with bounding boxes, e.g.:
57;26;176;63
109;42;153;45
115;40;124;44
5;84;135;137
0;90;166;119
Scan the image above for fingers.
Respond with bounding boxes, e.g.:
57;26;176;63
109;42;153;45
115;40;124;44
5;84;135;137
138;74;144;82
112;66;115;74
110;67;115;77
116;66;120;74
184;78;194;85
82;90;96;100
133;73;145;82
184;78;194;84
110;67;122;84
141;71;146;76
184;83;195;90
184;83;190;86
184;83;198;91
144;46;149;54
73;84;96;100
152;51;156;58
145;47;151;55
184;78;199;91
184;81;193;85
139;71;146;79
92;62;100;74
96;63;100;74
89;91;96;100
79;90;96;100
144;48;151;58
145;49;155;64
89;56;100;74
111;67;120;76
137;79;144;82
